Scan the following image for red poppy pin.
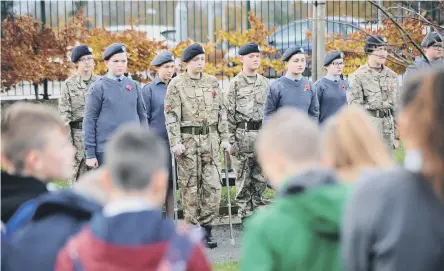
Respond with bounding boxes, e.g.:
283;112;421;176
304;84;310;91
341;84;346;91
126;84;132;91
212;91;217;98
164;105;171;112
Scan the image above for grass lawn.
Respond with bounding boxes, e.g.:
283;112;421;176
213;262;239;271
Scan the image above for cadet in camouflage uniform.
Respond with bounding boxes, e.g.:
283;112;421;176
164;44;230;248
225;42;268;221
59;45;98;185
347;36;399;150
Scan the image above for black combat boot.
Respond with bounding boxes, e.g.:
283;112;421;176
202;225;217;249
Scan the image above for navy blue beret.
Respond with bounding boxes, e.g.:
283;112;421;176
282;46;305;62
182;44;205;62
364;35;387;53
324;51;344;66
421;32;442;48
151;51;174;67
103;43;127;61
238;42;261;56
71;45;93;63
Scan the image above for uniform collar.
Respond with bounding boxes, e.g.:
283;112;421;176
183;71;202;80
103;197;156;217
107;71;125;81
74;72;96;88
364;63;387;74
325;74;340;82
239;71;258;85
153;76;167;85
285;72;303;81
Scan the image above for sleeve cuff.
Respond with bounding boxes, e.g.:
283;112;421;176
86;148;96;159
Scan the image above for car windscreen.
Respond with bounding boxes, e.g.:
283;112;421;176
272;20;359;45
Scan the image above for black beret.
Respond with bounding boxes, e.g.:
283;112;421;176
151;51;174;67
71;45;93;63
238;42;261;56
324;51;344;66
182;44;205;62
103;43;127;61
282;45;305;62
364;35;387;53
421;32;442;48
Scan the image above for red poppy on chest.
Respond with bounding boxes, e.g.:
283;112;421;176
126;84;132;91
304;84;310;91
164;105;171;112
341;84;346;91
212;91;217;98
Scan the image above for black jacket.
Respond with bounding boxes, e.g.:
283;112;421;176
2;190;103;271
1;171;48;223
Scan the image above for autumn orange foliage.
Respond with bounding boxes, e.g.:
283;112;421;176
0;10;436;90
324;18;428;75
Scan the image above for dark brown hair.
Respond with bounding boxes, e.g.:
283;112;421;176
401;68;444;196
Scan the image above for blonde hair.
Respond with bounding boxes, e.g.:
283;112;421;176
322;105;393;179
257;107;320;162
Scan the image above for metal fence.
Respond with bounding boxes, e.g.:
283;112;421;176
1;0;442;100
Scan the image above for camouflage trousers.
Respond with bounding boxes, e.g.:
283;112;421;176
176;132;221;226
370;116;395;151
233;152;267;219
69;129;88;186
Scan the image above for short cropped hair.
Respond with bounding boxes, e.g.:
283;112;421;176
105;124;168;191
1;102;66;173
257;108;321;162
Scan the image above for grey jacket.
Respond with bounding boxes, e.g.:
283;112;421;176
342;166;444;271
264;76;319;122
404;57;443;81
83;77;147;158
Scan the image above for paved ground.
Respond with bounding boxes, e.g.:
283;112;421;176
206;221;243;264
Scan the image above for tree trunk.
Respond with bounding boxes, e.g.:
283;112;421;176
33;83;39;100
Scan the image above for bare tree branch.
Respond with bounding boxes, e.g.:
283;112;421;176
368;0;430;65
386;5;444;32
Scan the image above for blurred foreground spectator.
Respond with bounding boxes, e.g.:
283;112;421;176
321;105;393;183
342;69;444;271
56;124;211;271
1;103;75;223
2;168;107;271
241;108;348;271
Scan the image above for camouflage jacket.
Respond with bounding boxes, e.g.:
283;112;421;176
59;73;98;129
347;64;399;111
225;72;269;144
164;72;228;147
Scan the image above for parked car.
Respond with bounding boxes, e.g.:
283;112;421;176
225;17;365;77
106;24;178;49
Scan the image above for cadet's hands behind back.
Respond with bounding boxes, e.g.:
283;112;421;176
86;158;99;169
172;143;186;157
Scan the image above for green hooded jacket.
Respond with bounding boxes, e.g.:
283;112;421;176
240;169;350;271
